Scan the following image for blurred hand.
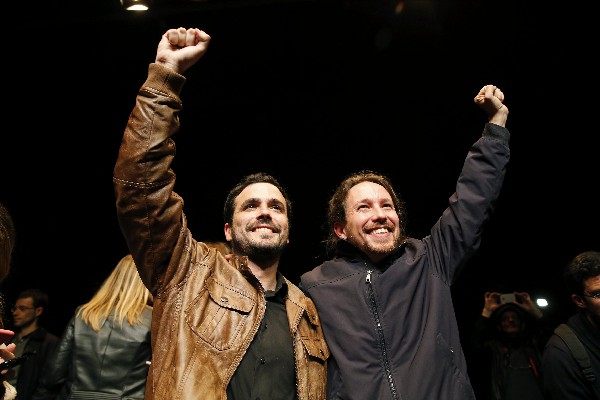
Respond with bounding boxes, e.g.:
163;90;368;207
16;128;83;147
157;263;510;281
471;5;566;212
0;340;16;375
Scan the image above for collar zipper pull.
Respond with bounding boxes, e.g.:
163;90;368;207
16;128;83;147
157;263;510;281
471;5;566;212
366;270;372;284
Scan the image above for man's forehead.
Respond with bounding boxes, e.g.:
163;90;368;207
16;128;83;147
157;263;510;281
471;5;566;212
347;181;391;202
16;297;34;305
584;275;600;291
237;182;285;202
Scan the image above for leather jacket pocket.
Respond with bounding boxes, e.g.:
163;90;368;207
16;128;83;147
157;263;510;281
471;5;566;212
186;276;256;351
300;336;329;363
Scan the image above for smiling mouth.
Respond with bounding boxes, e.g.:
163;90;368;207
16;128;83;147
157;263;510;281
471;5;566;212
253;227;274;232
368;227;392;236
371;228;389;234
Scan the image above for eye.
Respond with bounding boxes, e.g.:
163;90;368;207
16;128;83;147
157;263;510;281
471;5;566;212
584;291;600;299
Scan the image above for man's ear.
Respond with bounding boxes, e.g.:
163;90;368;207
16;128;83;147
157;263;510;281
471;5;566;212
571;293;586;309
333;223;346;240
224;223;232;241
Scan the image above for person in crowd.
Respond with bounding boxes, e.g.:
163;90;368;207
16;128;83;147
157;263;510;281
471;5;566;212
542;250;600;399
32;254;153;400
0;202;17;400
7;289;58;400
299;84;511;399
470;291;545;400
112;27;329;400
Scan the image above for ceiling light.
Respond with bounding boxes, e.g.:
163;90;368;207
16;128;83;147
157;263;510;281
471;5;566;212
120;0;150;11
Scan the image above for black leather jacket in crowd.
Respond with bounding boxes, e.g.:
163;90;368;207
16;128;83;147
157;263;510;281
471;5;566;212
32;306;152;400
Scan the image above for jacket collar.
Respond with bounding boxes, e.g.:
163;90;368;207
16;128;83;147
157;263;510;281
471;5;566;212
335;239;408;269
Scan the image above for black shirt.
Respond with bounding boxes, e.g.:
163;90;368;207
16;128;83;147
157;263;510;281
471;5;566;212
227;273;297;400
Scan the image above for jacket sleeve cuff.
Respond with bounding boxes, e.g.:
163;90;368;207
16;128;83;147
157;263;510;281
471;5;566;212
482;122;510;145
143;63;187;99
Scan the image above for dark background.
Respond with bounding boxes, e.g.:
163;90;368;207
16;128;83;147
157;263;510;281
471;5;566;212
1;0;597;388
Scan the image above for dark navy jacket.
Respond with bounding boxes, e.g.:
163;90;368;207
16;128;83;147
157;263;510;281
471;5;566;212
300;123;511;400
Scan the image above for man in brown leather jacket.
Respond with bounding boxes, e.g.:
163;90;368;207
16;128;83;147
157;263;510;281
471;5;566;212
113;27;329;400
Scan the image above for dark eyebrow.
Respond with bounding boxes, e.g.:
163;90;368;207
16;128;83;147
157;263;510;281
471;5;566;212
239;197;285;209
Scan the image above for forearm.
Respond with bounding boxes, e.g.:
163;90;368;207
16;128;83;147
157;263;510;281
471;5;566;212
113;63;187;291
432;123;510;274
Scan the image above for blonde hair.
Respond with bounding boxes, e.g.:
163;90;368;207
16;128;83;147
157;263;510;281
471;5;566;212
77;254;151;332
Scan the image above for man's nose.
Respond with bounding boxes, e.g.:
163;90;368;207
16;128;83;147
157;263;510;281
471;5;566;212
372;206;387;219
256;204;273;217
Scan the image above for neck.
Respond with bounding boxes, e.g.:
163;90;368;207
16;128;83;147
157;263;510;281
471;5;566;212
584;311;600;332
18;322;38;339
247;260;279;291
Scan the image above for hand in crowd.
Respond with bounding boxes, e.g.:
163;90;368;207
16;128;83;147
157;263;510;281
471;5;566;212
513;291;544;319
0;338;16;375
481;291;543;319
482;291;503;318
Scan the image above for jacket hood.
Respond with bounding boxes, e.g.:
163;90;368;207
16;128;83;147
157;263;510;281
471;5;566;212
491;303;526;322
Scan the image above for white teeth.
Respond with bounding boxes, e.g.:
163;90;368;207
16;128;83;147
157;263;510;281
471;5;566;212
372;228;388;234
255;227;272;232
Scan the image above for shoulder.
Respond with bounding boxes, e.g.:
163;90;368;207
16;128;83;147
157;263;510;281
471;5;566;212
45;331;59;344
299;264;324;286
300;258;359;288
31;328;58;343
543;332;572;362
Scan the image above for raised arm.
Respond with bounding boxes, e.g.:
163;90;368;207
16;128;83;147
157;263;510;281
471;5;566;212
429;84;511;283
113;28;211;293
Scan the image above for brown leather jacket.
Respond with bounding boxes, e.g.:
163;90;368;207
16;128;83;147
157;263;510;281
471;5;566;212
113;63;329;400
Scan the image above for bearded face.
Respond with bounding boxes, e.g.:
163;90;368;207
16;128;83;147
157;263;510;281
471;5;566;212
335;181;401;263
225;182;290;263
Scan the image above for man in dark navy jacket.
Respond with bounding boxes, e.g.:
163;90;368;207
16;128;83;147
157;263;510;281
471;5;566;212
300;85;510;400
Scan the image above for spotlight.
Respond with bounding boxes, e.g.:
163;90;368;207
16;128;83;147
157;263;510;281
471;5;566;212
536;297;549;308
120;0;150;11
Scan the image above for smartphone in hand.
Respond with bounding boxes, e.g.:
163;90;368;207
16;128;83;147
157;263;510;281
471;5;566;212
0;353;33;371
500;293;517;304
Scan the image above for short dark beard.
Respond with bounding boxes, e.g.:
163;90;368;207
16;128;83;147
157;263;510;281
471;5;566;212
231;231;287;265
245;244;285;263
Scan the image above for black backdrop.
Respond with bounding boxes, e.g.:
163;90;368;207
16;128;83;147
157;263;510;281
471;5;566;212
1;0;597;388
